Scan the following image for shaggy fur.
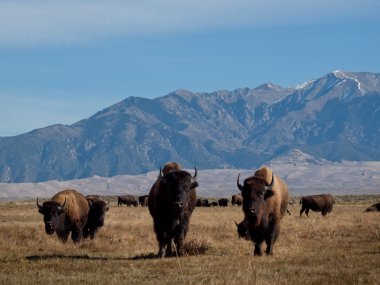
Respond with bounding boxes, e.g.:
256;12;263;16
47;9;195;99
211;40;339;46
237;166;289;256
37;189;90;244
84;195;109;239
118;195;138;207
148;166;198;258
300;194;335;216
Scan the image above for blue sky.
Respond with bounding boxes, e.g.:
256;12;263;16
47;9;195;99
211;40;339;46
1;0;379;136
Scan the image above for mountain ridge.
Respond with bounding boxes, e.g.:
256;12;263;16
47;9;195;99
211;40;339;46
0;70;379;183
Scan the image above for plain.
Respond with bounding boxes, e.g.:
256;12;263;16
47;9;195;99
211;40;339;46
0;195;379;284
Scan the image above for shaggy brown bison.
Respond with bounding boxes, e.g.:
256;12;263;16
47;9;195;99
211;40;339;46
37;189;90;244
231;194;243;206
196;198;210;207
138;195;149;207
118;195;138;207
299;194;335;216
365;202;380;212
218;198;229;207
148;166;198;258
84;195;109;239
237;166;289;256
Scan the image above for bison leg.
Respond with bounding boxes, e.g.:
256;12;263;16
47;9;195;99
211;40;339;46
300;206;306;216
253;243;262;256
71;228;83;244
305;208;310;217
56;231;69;243
89;228;98;239
165;240;173;257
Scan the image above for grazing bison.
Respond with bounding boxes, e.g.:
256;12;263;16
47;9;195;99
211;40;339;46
209;201;218;207
37;189;90;244
218;198;229;207
299;194;335;216
196;198;210;207
118;195;138;207
84;195;109;239
231;194;243;206
365;202;380;212
148;166;198;258
237;166;289;256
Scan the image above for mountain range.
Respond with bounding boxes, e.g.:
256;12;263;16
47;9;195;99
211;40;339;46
0;70;379;183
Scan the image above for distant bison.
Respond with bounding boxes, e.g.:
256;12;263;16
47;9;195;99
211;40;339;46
148;164;198;258
231;194;243;206
84;195;109;239
118;195;138;207
218;198;229;207
237;166;289;256
196;198;210;207
138;195;149;207
209;201;218;207
365;202;380;212
299;194;335;216
37;189;90;244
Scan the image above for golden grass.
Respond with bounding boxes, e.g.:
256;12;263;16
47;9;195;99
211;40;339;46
0;196;379;284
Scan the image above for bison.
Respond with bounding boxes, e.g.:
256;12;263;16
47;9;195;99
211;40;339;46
84;195;109;239
365;202;380;212
218;198;229;207
237;166;289;256
231;194;243;206
118;195;138;207
235;218;250;240
299;194;335;217
148;165;198;258
196;198;210;207
138;195;149;207
37;189;90;244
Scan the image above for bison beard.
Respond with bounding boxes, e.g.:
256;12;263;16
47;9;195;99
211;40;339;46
237;166;289;256
148;167;198;258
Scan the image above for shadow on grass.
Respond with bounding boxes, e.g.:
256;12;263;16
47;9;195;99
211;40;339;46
26;254;130;261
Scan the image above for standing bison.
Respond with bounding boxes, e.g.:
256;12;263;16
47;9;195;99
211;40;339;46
84;195;109;239
299;194;335;216
37;189;90;244
231;194;243;206
218;198;229;207
148;165;198;258
138;195;149;207
237;166;289;256
118;195;138;207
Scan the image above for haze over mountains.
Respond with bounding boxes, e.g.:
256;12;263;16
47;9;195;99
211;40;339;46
0;71;379;183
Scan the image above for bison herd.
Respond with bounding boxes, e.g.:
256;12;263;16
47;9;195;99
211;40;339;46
36;161;377;258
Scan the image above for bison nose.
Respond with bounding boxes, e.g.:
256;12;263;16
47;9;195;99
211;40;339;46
248;208;256;215
174;202;184;209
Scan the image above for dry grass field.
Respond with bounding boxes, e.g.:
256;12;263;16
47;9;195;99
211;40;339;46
1;195;379;285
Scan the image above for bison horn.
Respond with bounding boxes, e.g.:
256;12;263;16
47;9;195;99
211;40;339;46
264;173;275;191
159;166;163;178
58;197;67;211
193;166;198;179
235;221;239;228
36;197;42;209
237;174;244;191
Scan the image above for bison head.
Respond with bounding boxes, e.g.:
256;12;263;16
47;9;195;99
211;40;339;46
160;167;198;214
237;173;274;227
87;199;109;228
37;198;66;235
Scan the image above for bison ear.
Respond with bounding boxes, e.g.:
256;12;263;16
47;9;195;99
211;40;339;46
190;181;199;189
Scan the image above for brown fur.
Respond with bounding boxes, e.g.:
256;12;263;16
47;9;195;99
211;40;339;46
148;164;198;258
231;194;243;206
238;166;289;256
300;194;335;216
38;189;89;243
